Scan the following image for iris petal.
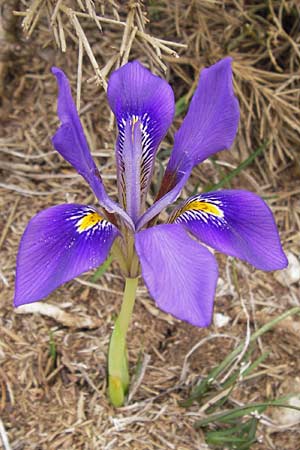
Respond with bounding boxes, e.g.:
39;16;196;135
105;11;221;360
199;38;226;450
167;57;239;173
14;204;119;306
52;67;104;194
52;67;134;229
107;61;175;212
139;58;240;227
136;157;193;230
135;224;218;327
172;190;288;271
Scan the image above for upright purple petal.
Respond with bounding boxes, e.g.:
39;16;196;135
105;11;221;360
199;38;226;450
119;119;143;223
166;58;239;180
14;204;119;306
52;68;134;229
172;190;288;271
52;67;102;189
135;224;218;327
107;61;175;213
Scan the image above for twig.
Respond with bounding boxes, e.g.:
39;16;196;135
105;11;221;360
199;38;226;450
76;38;83;110
220;296;251;384
0;419;12;450
127;353;151;403
16;302;102;329
180;334;239;383
0;197;20;250
60;6;107;89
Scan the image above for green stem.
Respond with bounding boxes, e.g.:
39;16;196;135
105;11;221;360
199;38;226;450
118;277;138;333
108;276;139;407
111;240;127;273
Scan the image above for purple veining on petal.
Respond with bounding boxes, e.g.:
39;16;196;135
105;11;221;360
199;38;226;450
136;156;193;230
167;58;240;173
14;204;119;306
107;61;175;211
121;119;143;223
172;190;288;271
51;67;103;188
135;223;218;327
52;67;134;230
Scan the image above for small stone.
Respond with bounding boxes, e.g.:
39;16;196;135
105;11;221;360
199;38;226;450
274;251;300;287
272;377;300;425
214;312;231;328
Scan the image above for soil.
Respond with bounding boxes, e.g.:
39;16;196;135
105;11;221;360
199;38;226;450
0;1;300;449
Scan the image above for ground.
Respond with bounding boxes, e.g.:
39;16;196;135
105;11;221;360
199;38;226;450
0;1;300;449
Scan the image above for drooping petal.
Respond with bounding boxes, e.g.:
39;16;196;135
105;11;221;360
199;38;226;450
14;204;119;306
171;190;288;271
107;61;175;212
135;224;218;327
52;68;134;229
165;57;239;180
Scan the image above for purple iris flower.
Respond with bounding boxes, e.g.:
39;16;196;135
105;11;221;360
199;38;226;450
14;58;287;327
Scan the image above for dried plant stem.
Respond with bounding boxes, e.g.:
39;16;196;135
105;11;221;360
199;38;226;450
60;5;107;88
0;419;12;450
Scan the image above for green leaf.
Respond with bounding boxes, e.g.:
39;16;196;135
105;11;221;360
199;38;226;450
241;351;270;378
182;307;300;406
207;434;251;444
220;350;270;390
206;386;235;414
205;418;259;449
203;143;267;193
91;254;113;282
175;95;188;117
151;159;166;197
49;331;57;366
195;400;300;428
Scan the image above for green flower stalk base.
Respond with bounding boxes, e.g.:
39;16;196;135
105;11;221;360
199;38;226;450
108;276;139;407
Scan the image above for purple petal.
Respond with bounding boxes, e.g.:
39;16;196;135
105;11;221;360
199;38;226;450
52;67;102;188
52;68;134;229
136;157;192;230
119;119;143;223
14;204;119;306
167;57;239;174
107;61;175;210
172;190;288;271
135;224;218;327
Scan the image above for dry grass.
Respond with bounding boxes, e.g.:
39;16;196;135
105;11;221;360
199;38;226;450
0;1;300;449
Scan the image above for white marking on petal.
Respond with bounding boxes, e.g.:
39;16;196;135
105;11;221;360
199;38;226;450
117;112;157;205
172;194;229;229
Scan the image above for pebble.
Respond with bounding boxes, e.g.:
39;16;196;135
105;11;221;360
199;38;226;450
214;312;231;328
274;251;300;287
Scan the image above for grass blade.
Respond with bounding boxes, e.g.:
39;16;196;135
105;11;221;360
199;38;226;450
203;143;267;193
182;306;300;406
195;400;300;428
175;95;187;117
91;254;113;282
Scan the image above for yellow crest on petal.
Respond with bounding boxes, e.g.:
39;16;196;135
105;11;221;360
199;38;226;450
171;198;224;223
77;211;103;233
184;200;223;217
